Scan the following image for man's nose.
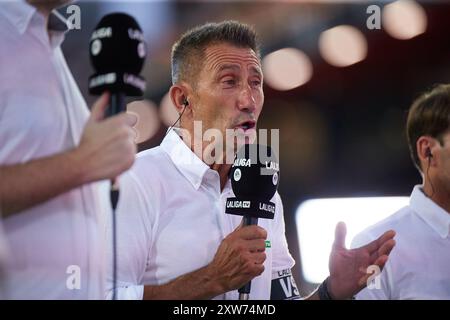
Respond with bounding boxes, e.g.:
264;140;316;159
237;84;256;112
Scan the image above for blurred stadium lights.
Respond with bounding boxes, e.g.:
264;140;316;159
263;48;313;91
319;25;368;67
295;196;409;284
159;91;180;127
127;100;161;144
382;0;427;40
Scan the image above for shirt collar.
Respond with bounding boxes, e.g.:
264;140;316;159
161;129;210;190
0;1;68;47
0;0;36;34
410;185;450;238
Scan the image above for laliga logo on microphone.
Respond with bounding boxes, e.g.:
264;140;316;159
226;144;279;220
90;27;146;58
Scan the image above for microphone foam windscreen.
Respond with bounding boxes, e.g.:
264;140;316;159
230;144;280;200
89;13;146;75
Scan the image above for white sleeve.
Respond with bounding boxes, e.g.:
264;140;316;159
271;192;295;275
105;171;154;300
350;232;391;300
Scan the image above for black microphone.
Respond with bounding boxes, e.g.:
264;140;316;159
89;12;147;118
226;144;280;300
88;13;147;301
88;12;147;208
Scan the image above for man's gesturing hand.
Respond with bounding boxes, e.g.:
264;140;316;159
327;222;396;299
207;224;268;293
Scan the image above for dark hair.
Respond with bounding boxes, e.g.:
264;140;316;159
171;21;260;85
406;84;450;171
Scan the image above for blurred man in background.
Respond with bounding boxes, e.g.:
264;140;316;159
352;84;450;299
108;21;396;300
0;0;136;299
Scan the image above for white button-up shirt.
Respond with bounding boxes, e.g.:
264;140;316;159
108;130;295;300
0;1;110;299
352;185;450;300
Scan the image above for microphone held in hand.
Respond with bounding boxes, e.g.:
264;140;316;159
88;13;147;301
88;11;147;201
226;144;280;300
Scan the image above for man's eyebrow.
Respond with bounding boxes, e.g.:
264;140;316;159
249;65;263;77
216;64;241;73
216;64;262;76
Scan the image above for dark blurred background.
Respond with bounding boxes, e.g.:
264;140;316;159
60;0;450;295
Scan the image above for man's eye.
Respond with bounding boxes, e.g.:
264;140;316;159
251;80;262;86
223;79;236;86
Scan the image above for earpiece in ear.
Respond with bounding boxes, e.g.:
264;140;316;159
426;148;433;158
183;97;189;107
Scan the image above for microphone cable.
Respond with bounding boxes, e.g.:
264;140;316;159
426;156;435;200
164;102;187;138
110;183;119;300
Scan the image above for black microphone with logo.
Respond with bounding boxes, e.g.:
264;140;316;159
88;13;147;300
226;144;280;300
89;12;147;206
89;12;147;119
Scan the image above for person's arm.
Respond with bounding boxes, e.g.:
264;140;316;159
305;290;320;300
107;171;268;300
142;265;224;300
0;93;137;217
0;149;93;216
142;224;267;300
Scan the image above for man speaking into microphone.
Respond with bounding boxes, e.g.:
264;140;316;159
110;21;396;300
0;1;137;299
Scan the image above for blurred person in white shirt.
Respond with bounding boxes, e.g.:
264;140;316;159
0;0;137;299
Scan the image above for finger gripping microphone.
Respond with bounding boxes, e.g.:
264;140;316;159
89;12;147;117
226;144;280;300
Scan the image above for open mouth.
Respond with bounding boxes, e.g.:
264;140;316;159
235;120;256;131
